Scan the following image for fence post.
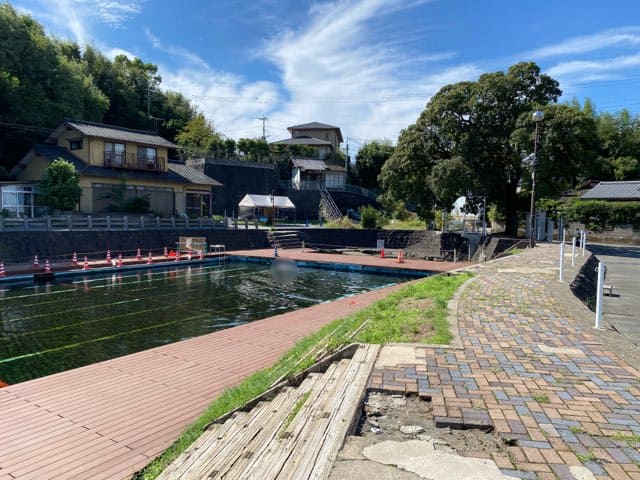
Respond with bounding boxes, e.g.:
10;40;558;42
87;215;92;230
185;217;189;229
156;216;160;228
47;216;52;231
23;218;27;231
124;216;129;230
453;248;457;263
171;216;175;228
595;261;605;329
582;231;587;256
468;244;471;261
67;215;72;230
571;236;576;267
559;241;565;283
255;218;259;229
140;216;144;229
199;217;203;228
0;216;3;231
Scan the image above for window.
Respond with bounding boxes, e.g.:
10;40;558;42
137;146;158;170
105;142;125;166
69;139;83;150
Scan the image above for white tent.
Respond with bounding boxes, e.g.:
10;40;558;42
238;194;296;220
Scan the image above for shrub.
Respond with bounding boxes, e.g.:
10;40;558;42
360;205;387;229
559;200;640;230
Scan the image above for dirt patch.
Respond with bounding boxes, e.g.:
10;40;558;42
353;392;504;458
397;298;435;312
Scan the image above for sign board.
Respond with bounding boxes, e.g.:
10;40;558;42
376;239;385;251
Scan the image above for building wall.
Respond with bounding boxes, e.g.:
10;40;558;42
54;131;169;171
290;128;341;151
15;152;49;181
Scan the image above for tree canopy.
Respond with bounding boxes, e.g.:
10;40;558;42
39;159;82;212
354;140;394;190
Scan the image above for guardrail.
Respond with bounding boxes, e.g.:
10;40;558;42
278;181;378;201
0;215;226;232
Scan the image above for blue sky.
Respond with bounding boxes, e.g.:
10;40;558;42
11;0;640;149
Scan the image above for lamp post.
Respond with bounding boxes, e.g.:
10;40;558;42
529;110;544;248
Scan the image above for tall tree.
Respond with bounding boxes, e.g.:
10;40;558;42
381;62;561;234
176;114;222;157
354;140;394;190
39;159;82;212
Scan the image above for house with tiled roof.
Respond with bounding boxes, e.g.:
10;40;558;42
581;181;640;201
10;119;222;216
270;121;346;191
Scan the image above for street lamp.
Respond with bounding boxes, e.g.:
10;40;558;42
529;110;544;248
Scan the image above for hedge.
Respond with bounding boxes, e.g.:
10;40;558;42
558;200;640;231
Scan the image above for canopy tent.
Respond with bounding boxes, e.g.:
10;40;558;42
238;194;296;221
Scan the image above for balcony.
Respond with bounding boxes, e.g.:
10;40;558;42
104;152;163;172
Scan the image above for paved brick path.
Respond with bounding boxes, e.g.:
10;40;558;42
370;244;640;480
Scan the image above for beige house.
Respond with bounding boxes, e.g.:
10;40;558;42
12;120;221;216
270;121;347;191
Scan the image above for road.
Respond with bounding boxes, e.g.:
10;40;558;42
588;243;640;345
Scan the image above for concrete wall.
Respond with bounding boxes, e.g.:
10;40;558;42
0;229;270;262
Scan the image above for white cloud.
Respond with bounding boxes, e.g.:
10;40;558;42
528;27;640;59
548;52;640;78
259;0;476;144
144;28;209;69
16;0;145;43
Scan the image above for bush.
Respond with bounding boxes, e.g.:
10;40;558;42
360;205;387;229
559;200;640;230
122;196;150;213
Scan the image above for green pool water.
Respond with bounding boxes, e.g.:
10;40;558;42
0;262;408;384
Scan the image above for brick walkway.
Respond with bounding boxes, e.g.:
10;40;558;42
370;244;640;480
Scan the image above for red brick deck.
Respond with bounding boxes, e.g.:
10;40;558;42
0;254;448;480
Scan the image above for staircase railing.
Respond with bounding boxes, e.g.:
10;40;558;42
319;187;342;221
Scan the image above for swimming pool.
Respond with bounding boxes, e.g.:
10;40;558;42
0;261;413;384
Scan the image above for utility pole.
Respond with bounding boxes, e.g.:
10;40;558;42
345;137;349;170
258;116;268;140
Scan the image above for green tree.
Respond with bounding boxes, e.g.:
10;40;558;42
611;156;640;180
176;114;222;157
354;140;394;190
237;138;270;162
39;159;82;212
428;156;473;209
380;62;561;234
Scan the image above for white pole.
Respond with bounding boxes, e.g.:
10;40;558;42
595;261;605;329
468;244;471;261
571;237;576;267
559;242;565;283
582;231;587;255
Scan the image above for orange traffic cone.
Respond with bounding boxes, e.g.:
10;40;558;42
83;256;89;270
117;254;123;268
106;250;111;262
44;259;51;273
379;248;385;259
72;252;78;265
33;255;39;268
147;252;153;264
397;249;405;263
136;248;142;261
0;262;5;277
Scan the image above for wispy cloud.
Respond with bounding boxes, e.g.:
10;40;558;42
144;28;209;69
528;27;640;59
15;0;145;43
548;52;640;78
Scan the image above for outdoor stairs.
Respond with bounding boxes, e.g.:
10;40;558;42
319;187;342;222
268;230;303;249
157;344;380;480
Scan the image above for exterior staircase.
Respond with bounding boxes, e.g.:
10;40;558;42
158;345;379;480
319;187;342;221
267;230;303;249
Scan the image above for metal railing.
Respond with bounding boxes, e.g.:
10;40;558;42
279;180;378;200
0;215;226;231
104;152;164;172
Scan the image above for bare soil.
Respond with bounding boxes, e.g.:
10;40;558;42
353;392;505;458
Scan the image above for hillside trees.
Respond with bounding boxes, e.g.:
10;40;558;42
354;140;394;190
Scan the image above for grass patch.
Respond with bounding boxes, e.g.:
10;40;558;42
613;432;640;446
383;218;426;230
532;393;550;404
576;448;598;463
569;425;585;434
278;390;312;439
505;248;524;256
134;272;472;479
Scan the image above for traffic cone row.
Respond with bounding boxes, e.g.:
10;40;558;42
83;256;89;270
33;255;39;268
136;248;142;261
0;262;5;277
147;252;153;265
72;252;78;265
44;259;51;274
